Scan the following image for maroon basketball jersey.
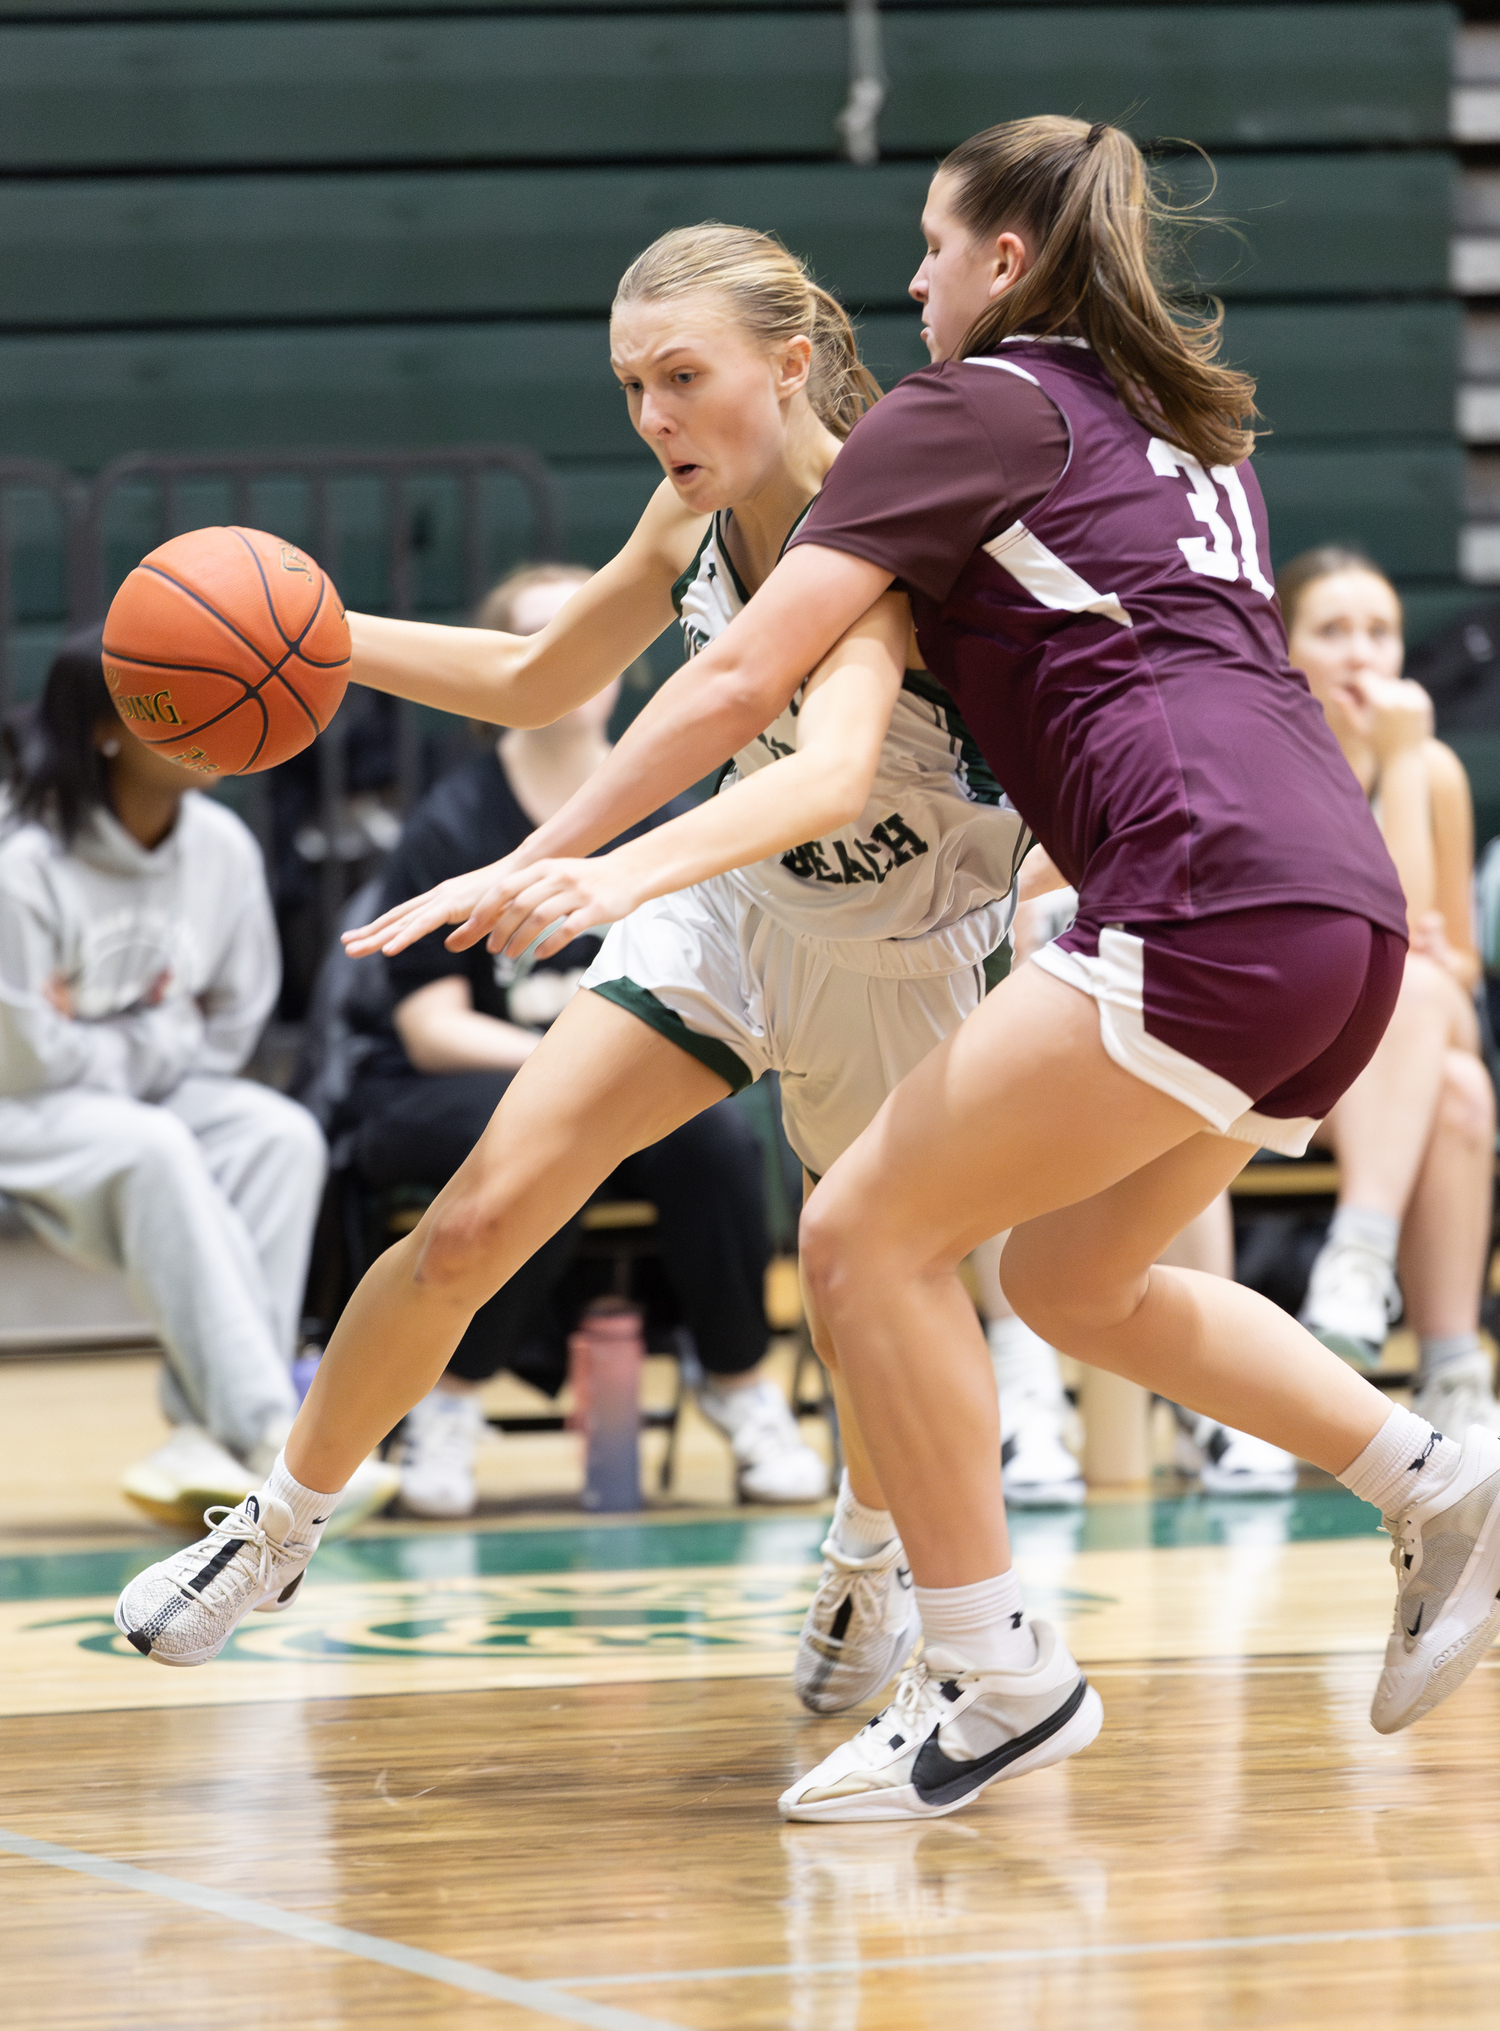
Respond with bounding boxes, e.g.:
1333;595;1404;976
794;341;1408;937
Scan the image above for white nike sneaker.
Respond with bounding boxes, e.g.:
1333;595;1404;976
1371;1426;1500;1734
1299;1237;1399;1369
398;1387;485;1519
120;1425;256;1531
794;1533;921;1715
990;1319;1085;1508
779;1620;1103;1822
1173;1410;1299;1495
1412;1351;1500;1439
697;1377;830;1503
113;1490;318;1667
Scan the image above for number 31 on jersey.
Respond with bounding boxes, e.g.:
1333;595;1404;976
1148;438;1274;600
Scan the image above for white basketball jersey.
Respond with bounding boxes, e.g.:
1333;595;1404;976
674;511;1028;971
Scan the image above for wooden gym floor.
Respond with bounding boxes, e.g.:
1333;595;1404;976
5;1353;1500;2028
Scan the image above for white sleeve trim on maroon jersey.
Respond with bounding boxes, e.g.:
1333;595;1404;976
963;355;1042;386
981;520;1134;629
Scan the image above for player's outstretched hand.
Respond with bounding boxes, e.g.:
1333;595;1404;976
472;857;642;963
341;859;517;958
341;853;640;963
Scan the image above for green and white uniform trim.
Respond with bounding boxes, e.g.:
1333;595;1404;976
580;505;1028;1175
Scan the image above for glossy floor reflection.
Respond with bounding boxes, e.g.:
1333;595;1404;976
5;1486;1497;2028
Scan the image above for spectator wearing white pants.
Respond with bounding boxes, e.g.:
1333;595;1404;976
0;626;395;1529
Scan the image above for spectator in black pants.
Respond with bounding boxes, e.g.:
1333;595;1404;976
348;565;829;1515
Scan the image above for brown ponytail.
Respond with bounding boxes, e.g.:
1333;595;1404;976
613;223;882;440
941;116;1258;469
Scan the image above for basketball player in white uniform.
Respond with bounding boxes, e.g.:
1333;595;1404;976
113;224;1070;1709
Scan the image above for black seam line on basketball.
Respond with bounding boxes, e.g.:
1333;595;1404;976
135;684;269;765
186;1536;248;1596
231;526;326;660
136;560;335;731
221;534;338;738
268;664;330;738
101;648;261;703
139;563;285;682
909;1674;1091;1809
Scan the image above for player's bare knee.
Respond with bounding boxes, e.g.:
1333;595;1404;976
797;1195;858;1319
410;1195;503;1302
1003;1240;1141;1347
1439;1049;1495;1151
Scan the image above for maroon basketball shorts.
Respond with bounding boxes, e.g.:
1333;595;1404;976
1032;904;1406;1155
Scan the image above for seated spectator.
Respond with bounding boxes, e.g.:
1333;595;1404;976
346;565;828;1516
0;627;392;1528
1280;548;1497;1430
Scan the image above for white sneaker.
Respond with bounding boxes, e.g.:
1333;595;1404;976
1372;1426;1500;1734
1412;1351;1500;1438
1173;1411;1299;1495
779;1620;1102;1822
121;1425;255;1531
1299;1237;1399;1368
794;1533;920;1715
990;1320;1084;1508
697;1377;830;1503
398;1388;485;1519
114;1491;316;1667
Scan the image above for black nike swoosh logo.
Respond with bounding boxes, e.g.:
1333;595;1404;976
1406;1603;1424;1638
910;1675;1090;1809
896;1567;912;1590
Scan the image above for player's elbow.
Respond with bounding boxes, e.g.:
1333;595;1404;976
702;653;801;747
819;765;876;834
801;746;879;834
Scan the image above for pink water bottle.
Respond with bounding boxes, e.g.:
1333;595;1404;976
566;1299;645;1511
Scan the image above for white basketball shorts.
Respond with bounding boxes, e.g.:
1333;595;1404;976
579;873;996;1179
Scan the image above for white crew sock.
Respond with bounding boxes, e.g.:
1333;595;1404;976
830;1470;896;1560
1418;1332;1485;1385
264;1450;340;1547
915;1571;1039;1674
1326;1205;1400;1265
1336;1407;1462;1516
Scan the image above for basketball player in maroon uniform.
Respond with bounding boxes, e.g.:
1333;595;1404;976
280;117;1500;1820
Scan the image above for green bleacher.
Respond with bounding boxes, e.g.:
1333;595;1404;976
0;0;1468;678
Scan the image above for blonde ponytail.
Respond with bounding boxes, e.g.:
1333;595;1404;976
613;224;881;440
941;117;1258;469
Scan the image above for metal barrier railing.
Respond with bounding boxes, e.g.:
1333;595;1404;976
1;444;564;991
0;458;89;730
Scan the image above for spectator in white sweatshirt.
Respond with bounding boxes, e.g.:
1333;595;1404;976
0;626;394;1530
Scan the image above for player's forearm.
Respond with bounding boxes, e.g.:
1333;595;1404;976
508;548;896;870
346;612;539;724
603;751;874;905
507;657;779;870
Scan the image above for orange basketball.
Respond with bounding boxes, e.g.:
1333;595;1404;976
102;526;350;777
